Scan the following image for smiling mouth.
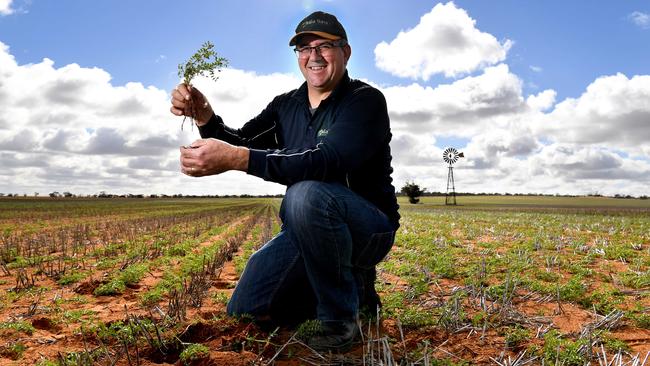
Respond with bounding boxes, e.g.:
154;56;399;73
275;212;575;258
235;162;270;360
308;66;326;71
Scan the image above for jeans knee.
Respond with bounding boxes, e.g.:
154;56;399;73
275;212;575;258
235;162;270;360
282;181;332;225
285;180;323;205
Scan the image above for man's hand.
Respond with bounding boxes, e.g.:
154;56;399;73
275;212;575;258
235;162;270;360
170;83;214;126
180;138;249;177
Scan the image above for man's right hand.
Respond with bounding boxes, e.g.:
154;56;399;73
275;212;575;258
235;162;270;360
170;83;214;126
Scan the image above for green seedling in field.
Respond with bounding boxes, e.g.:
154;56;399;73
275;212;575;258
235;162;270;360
139;287;165;307
0;342;26;360
618;270;650;288
35;360;58;366
94;263;148;296
295;319;322;340
57;271;86;285
542;330;588;366
503;326;531;349
54;349;100;366
630;312;650;329
213;292;229;306
94;280;126;296
0;320;35;335
93;320;137;344
179;343;210;364
62;309;96;324
600;332;631;353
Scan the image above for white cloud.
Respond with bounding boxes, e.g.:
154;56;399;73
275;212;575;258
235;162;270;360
0;0;13;15
539;73;650;154
628;11;650;29
381;66;649;197
191;68;302;127
529;65;542;73
1;21;649;198
374;1;512;80
0;41;293;196
526;89;556;111
384;64;525;135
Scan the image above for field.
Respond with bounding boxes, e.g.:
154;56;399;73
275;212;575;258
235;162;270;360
0;196;649;365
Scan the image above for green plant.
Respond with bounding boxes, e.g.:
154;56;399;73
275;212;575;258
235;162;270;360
295;319;322;340
93;320;138;345
177;41;228;129
601;333;631;353
504;326;530;348
534;269;560;282
401;305;436;328
55;350;100;365
94;263;148;296
542;330;587;366
0;320;35;335
179;343;210;364
559;275;588;302
36;359;58;366
57;271;86;285
0;342;26;360
140;287;165;307
213;292;229;306
619;270;650;289
62;309;96;324
94;279;126;296
120;263;148;286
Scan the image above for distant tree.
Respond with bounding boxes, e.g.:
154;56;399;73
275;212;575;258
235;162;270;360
401;181;426;204
49;191;60;198
34;192;39;197
63;192;73;198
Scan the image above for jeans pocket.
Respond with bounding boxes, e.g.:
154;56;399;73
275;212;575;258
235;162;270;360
354;231;395;269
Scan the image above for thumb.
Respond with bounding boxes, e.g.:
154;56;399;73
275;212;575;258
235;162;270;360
190;139;208;148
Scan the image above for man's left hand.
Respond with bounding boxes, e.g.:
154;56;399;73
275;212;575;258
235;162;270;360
180;139;249;177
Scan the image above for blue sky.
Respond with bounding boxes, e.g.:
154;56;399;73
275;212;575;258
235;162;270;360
0;0;649;196
4;1;648;99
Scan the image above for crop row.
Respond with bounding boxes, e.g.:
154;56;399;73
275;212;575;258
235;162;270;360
377;206;650;364
0;199;282;364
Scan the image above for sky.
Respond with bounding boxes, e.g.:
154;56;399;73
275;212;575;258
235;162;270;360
0;0;649;197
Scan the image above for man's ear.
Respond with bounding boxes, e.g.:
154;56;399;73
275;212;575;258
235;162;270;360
343;44;352;64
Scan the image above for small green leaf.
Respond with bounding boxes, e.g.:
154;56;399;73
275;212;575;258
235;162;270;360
177;41;228;86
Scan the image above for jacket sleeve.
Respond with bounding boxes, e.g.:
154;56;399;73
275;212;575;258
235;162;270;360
198;98;280;150
247;87;389;185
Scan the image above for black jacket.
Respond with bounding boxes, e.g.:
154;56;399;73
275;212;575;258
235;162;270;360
198;72;400;228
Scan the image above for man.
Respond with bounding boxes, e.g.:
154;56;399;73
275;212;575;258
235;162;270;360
170;11;399;352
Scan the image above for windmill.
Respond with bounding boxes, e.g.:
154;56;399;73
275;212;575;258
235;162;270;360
443;147;464;205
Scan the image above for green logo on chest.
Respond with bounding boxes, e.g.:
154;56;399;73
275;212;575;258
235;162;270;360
317;129;329;137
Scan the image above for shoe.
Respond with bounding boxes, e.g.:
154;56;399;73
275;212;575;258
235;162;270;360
357;267;382;315
360;286;382;315
307;320;360;353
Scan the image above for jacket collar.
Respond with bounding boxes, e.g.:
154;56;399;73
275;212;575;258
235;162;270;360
291;70;351;105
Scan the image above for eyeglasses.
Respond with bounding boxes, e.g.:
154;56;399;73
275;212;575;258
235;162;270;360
293;41;346;59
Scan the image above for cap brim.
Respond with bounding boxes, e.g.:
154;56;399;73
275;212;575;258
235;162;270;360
289;31;341;46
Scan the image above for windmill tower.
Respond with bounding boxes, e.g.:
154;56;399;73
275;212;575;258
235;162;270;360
443;147;464;205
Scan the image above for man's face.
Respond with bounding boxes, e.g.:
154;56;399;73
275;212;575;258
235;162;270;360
296;35;351;94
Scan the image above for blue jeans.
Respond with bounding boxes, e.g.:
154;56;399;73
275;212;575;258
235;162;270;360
227;181;396;324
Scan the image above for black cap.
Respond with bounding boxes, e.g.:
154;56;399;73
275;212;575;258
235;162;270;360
289;11;348;46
